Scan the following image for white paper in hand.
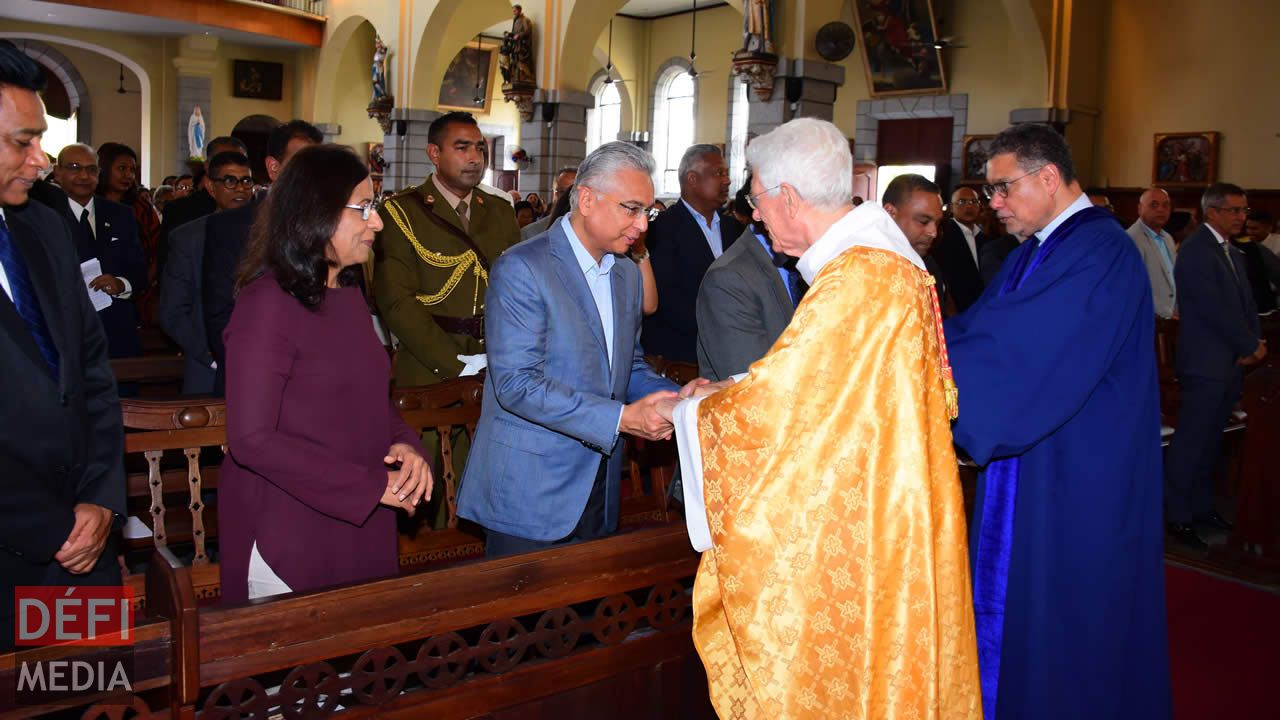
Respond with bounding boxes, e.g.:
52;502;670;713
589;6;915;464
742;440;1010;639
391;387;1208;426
457;353;488;376
79;258;113;312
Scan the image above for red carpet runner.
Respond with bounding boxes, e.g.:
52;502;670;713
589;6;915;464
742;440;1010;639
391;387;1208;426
1165;563;1280;719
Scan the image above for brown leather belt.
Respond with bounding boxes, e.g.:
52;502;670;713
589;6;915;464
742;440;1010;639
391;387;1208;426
432;313;485;340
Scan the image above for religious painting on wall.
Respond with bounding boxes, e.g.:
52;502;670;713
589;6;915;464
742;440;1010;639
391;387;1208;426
961;134;994;183
439;45;498;114
850;0;947;97
232;60;283;101
1152;132;1219;187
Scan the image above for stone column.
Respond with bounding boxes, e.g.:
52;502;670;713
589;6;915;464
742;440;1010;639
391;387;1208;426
518;89;593;198
172;35;219;176
380;108;441;193
745;58;844;137
314;122;342;145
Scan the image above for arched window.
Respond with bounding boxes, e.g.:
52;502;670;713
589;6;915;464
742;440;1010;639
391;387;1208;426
41;112;78;161
728;80;749;194
586;80;621;155
652;68;696;195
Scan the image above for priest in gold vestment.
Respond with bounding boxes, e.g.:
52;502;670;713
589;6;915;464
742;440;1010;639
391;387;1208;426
664;119;981;719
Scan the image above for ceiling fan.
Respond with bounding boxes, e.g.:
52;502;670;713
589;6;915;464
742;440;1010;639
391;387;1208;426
601;19;633;86
910;34;966;50
686;0;713;79
116;64;140;95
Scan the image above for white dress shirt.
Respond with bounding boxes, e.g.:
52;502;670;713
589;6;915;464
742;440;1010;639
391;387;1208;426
68;196;132;298
953;217;980;264
680;198;724;259
0;208;11;301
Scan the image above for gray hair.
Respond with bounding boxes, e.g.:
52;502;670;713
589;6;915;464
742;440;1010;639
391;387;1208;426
745;118;851;212
571;141;656;210
676;144;722;188
1200;182;1246;215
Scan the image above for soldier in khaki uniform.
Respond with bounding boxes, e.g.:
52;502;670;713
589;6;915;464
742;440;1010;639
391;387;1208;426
375;111;520;385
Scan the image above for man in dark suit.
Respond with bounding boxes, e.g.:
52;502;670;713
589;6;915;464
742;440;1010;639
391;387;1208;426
935;185;987;312
642;144;743;362
696;181;800;380
156;135;246;274
203;120;321;394
882;174;952;316
0;41;125;650
45;143;147;359
1165;182;1265;551
159;151;253;395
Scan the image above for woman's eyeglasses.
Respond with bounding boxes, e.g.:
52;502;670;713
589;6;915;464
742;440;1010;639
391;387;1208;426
344;199;382;221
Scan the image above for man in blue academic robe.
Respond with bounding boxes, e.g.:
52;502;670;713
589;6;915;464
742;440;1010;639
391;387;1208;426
944;124;1171;720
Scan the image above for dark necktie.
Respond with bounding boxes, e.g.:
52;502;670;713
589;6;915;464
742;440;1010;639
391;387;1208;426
772;251;806;307
0;214;60;377
77;208;96;261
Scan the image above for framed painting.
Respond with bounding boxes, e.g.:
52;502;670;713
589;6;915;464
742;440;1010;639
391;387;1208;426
961;134;995;184
438;45;498;113
850;0;947;97
232;60;283;101
1152;132;1219;187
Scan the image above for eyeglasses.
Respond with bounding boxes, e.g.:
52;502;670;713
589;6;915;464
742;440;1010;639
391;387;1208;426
344;199;382;221
1209;205;1250;216
746;184;782;210
982;166;1045;199
211;175;255;190
588;187;660;221
175;184;192;192
952;198;981;207
59;162;99;176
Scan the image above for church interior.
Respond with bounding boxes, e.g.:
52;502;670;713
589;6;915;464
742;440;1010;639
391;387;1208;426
0;0;1278;717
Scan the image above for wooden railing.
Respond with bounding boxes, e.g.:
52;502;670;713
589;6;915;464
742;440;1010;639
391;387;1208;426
241;0;326;17
1;527;713;719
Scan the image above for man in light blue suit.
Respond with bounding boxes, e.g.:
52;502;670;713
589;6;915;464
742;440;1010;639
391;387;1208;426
458;142;686;558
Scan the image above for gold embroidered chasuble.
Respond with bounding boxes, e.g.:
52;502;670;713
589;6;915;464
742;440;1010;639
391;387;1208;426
690;245;982;719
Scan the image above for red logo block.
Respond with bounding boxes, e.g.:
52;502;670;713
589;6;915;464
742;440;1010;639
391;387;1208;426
14;586;135;647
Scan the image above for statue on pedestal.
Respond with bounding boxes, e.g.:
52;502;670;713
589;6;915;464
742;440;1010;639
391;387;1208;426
499;4;536;120
368;35;395;134
733;0;779;100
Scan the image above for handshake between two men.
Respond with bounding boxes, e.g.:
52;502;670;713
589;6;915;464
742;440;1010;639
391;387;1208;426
619;377;737;441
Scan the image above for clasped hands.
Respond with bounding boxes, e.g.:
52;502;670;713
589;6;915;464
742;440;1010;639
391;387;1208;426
380;442;433;515
620;378;737;441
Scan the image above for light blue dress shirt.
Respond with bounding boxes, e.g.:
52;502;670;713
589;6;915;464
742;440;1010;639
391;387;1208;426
681;198;724;258
754;230;797;303
561;216;624;434
561;216;616;368
1139;221;1176;289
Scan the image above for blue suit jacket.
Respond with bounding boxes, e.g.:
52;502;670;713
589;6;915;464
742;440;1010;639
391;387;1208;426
1173;225;1259;380
457;220;678;541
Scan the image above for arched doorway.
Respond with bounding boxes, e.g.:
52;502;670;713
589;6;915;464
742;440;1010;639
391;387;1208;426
232;114;280;184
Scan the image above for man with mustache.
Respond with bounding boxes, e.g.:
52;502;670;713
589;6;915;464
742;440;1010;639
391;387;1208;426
374;111;520;386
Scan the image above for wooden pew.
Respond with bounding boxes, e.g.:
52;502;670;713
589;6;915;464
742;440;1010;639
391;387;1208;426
4;527;714;719
392;378;487;567
121;397;227;607
118;379;683;608
111;353;187;398
1219;368;1280;573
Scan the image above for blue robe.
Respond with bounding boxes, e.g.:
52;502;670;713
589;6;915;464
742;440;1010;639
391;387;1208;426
944;206;1172;719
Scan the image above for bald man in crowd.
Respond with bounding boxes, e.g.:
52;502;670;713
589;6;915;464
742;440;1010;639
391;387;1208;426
1125;187;1178;319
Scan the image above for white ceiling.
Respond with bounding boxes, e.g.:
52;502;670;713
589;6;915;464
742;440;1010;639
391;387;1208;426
0;0;313;48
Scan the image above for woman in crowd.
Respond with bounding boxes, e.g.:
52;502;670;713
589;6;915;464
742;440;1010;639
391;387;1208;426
218;144;432;603
525;191;546;218
97;142;162;323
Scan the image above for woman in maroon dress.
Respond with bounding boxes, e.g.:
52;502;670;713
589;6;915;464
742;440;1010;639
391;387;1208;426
218;144;432;603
